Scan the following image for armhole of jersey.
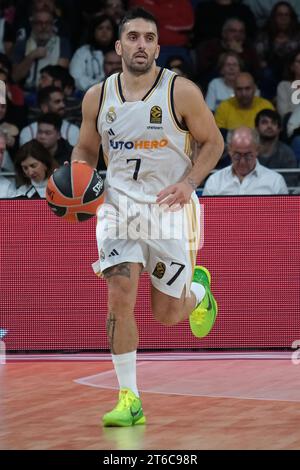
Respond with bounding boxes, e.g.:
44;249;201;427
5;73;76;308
170;75;188;132
96;78;107;133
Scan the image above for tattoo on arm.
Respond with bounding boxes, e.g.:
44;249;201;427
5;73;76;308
103;262;131;279
106;312;117;354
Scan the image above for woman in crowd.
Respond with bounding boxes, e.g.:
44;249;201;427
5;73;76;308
205;51;243;112
70;14;118;92
14;139;58;198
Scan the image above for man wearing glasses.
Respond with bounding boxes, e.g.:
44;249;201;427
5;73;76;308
202;126;288;195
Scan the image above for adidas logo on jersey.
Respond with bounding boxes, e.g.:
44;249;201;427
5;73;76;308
108;249;119;257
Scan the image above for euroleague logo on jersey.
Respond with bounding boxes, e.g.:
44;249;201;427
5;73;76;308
150;106;162;124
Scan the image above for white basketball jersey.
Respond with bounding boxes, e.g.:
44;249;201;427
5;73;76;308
97;68;193;203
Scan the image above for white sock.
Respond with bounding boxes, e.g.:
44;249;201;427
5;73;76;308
190;282;206;307
112;351;139;397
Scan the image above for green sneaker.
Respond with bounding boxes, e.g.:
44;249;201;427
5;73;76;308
103;388;146;427
189;266;218;338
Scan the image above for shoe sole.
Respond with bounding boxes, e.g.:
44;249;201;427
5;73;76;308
103;415;146;427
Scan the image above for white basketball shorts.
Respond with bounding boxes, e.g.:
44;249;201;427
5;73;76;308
93;190;202;299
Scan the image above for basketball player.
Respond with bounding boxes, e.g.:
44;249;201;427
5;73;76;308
72;8;224;427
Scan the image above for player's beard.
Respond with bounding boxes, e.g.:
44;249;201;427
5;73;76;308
125;53;156;75
127;61;153;74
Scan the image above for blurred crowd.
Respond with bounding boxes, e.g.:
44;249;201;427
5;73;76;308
0;0;300;198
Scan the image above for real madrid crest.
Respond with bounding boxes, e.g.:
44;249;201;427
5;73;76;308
106;106;117;123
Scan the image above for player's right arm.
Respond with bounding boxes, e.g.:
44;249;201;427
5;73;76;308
71;84;102;168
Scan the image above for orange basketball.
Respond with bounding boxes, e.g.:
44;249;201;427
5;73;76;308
46;161;105;222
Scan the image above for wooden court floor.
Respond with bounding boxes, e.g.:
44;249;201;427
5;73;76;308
1;359;300;450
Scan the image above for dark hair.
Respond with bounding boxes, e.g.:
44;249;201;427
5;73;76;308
255;109;282;128
40;65;75;90
265;1;299;38
37;86;62;107
283;48;300;80
87;14;118;49
119;7;158;38
14;139;58;186
37;112;62;132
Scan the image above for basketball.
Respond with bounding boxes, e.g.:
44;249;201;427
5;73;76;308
46;161;105;222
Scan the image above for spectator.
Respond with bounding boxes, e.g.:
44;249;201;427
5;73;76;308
193;0;257;43
15;0;71;46
104;0;126;25
214;72;274;136
286;104;300;164
20;86;80;147
0;101;20;158
70;14;118;92
0;52;25;106
195;17;261;91
25;65;82;124
243;0;300;28
12;8;71;90
255;2;300;95
276;49;300;117
255;109;298;186
0;129;16;197
205;51;243;112
36;113;72;165
203;127;288;195
103;49;122;77
14;138;58;198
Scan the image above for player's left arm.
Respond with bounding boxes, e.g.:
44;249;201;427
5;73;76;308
157;77;224;208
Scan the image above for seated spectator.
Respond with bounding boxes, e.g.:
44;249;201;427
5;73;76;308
215;72;274;137
0;53;25;106
195;17;261;91
203;127;288;195
205;52;243;112
104;0;126;25
276;49;300;117
193;0;257;43
0;101;20;158
70;14;118;92
12;8;71;90
255;2;300;97
25;65;82;125
15;0;71;42
255;109;298;186
36;113;73;165
0;129;17;197
243;0;300;28
20;86;79;147
286;104;300;164
129;0;194;47
103;49;122;77
14;139;58;198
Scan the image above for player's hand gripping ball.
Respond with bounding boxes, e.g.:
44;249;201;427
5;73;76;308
46;161;105;222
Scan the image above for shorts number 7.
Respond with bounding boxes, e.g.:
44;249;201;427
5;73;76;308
167;262;185;286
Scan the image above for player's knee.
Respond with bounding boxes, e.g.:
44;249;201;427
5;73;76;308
108;281;135;314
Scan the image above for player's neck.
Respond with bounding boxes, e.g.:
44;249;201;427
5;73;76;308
120;65;160;101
